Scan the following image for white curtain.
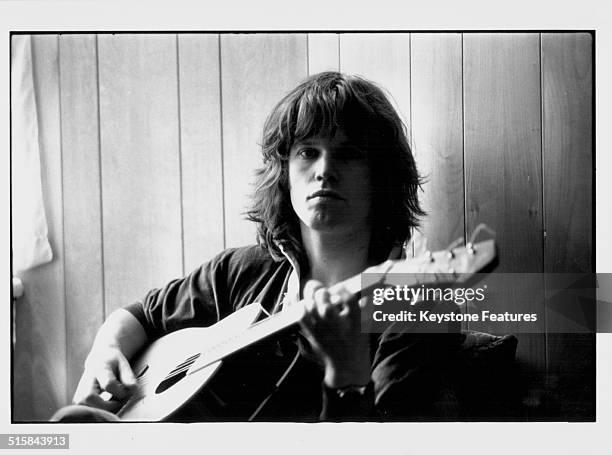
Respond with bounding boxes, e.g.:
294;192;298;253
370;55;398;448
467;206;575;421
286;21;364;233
11;35;53;274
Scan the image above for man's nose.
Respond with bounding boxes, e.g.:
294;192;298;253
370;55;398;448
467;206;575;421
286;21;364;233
314;152;338;182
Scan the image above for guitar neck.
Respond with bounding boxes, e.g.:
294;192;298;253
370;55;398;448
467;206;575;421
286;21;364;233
187;238;495;376
185;300;298;376
187;265;412;376
236;272;385;342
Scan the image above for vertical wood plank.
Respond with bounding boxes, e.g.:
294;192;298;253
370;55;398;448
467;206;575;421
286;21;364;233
410;33;464;252
58;34;104;399
463;33;545;417
308;33;339;74
178;34;224;272
542;32;594;421
221;34;308;247
410;33;468;331
542;33;592;273
98;34;183;313
13;35;67;420
463;34;543;272
339;33;411;133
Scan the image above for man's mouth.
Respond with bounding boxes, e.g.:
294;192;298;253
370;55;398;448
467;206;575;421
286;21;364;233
307;190;344;200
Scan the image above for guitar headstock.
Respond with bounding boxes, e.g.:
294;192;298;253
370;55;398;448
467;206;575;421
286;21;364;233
367;225;497;286
326;225;497;302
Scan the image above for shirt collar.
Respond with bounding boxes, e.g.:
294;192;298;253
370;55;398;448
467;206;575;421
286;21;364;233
274;237;407;312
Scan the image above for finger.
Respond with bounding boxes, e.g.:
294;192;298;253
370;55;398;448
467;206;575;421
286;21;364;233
327;287;356;316
358;296;372;331
342;290;361;317
303;280;324;300
72;375;101;405
302;280;331;322
97;368;130;400
117;355;137;388
329;288;348;312
301;293;318;324
313;288;336;319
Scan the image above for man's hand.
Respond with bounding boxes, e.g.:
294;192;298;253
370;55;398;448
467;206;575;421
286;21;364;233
300;280;371;388
72;345;137;413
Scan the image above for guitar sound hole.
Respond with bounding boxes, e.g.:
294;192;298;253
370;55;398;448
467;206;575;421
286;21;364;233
136;365;149;379
155;354;201;395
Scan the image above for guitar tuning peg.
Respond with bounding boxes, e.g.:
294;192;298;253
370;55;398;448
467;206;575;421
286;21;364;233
444;236;464;258
466;242;476;255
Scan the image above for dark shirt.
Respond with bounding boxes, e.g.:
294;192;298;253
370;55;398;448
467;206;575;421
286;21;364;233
125;245;462;421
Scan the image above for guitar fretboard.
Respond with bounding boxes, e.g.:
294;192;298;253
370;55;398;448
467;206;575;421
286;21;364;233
187;301;305;375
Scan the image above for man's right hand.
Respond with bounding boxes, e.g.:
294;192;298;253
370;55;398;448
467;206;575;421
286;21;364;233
72;345;137;413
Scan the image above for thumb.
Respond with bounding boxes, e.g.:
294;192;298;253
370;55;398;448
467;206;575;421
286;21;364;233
117;355;137;388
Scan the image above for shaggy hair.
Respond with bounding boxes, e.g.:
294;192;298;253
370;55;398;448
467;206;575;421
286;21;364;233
246;71;424;263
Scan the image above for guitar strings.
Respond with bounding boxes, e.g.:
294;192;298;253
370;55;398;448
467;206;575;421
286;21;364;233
133;266;446;386
135;269;419;387
149;311;295;384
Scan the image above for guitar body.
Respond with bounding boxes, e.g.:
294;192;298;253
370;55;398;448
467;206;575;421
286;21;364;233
117;303;299;422
117;326;223;421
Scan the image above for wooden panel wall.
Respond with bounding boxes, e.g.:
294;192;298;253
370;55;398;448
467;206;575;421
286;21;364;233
58;35;104;399
340;33;411;130
98;35;184;313
12;33;593;421
307;33;339;74
411;33;464;252
463;34;547;416
177;34;224;272
542;33;594;420
220;34;308;247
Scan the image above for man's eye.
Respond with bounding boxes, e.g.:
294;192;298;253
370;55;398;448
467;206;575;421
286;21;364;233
299;148;318;159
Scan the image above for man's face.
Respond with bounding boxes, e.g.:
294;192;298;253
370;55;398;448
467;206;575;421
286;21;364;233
288;128;372;235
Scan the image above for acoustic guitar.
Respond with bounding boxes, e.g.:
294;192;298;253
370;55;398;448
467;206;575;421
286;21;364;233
110;235;496;421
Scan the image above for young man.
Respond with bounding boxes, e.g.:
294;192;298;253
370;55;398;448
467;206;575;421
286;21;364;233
54;71;461;422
